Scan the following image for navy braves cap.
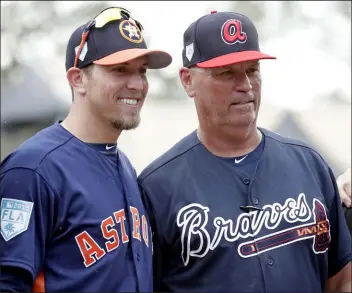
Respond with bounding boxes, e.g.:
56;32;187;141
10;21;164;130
182;10;276;68
65;7;172;71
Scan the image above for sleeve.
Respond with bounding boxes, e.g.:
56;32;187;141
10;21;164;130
0;168;57;286
344;207;352;236
138;182;164;292
327;167;352;278
0;266;32;292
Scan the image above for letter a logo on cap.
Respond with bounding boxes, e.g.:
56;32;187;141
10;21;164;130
221;19;247;45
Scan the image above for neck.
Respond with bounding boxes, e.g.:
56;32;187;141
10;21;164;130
61;104;122;144
197;124;262;158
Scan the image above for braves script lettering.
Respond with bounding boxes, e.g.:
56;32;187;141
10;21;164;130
176;193;329;266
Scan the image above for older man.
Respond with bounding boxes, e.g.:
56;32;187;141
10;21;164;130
138;11;351;292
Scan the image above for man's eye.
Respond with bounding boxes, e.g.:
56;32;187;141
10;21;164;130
140;68;147;75
115;67;127;73
219;70;233;76
247;67;259;74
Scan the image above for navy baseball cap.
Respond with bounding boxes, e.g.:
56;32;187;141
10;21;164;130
65;7;172;71
182;10;276;68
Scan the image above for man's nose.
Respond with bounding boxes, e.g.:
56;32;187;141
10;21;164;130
234;72;252;92
126;73;145;91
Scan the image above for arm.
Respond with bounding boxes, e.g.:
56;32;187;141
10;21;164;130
337;168;351;208
0;266;32;292
326;262;351;292
0;168;55;292
325;168;352;291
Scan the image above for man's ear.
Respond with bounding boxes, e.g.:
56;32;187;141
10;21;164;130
66;67;87;96
179;67;196;98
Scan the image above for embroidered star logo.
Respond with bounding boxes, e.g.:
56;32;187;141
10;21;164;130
123;23;141;39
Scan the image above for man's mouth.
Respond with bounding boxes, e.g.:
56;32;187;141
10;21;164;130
118;98;139;106
231;100;253;106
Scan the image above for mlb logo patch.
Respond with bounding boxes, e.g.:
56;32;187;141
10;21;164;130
1;198;34;241
185;43;194;62
75;41;88;62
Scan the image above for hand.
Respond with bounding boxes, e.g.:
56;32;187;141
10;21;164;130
337;168;351;208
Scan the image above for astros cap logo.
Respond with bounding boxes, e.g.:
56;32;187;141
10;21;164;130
119;20;143;43
221;19;247;45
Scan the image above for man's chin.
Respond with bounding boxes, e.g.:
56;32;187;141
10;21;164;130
111;116;141;131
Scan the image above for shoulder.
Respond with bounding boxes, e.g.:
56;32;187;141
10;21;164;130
261;127;317;150
260;128;337;202
260;127;329;167
137;130;199;184
1;122;74;175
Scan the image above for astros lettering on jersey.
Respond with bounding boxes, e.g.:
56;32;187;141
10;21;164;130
74;206;149;267
0;123;153;292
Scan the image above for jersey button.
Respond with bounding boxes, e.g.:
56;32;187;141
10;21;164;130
253;198;259;205
136;253;140;261
243;178;250;185
267;258;274;266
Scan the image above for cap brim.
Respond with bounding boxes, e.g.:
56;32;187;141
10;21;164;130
93;48;172;69
196;51;276;68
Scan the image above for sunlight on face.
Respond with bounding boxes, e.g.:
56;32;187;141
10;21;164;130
191;61;262;129
84;56;149;131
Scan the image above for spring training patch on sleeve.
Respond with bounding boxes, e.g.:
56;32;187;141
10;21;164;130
1;198;34;241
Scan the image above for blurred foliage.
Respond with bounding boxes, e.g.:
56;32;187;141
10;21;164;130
1;1;351;101
1;1;109;80
1;1;186;100
229;1;351;43
338;0;352;18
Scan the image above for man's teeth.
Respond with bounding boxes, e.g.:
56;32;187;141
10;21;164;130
120;99;138;105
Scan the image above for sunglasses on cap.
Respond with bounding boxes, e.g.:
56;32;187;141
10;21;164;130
74;7;144;68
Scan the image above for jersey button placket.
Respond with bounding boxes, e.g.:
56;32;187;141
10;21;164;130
267;257;274;266
243;178;250;185
252;197;259;205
